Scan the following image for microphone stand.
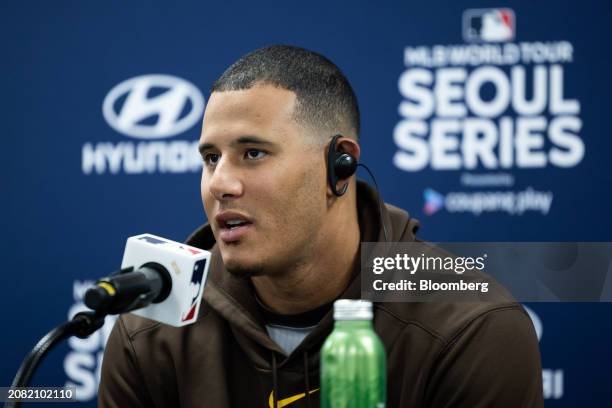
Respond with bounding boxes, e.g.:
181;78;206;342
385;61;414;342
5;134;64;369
4;311;106;408
5;265;163;407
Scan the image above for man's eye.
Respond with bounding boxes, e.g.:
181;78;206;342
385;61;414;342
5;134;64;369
245;149;267;160
203;153;220;166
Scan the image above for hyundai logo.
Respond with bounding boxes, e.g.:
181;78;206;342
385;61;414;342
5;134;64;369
102;74;205;139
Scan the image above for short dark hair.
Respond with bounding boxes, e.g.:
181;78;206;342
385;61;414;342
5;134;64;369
211;45;360;142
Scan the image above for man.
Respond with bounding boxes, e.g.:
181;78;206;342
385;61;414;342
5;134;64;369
99;45;543;407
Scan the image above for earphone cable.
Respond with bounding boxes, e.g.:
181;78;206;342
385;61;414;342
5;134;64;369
357;163;389;242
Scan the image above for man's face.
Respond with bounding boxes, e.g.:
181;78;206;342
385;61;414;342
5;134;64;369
199;84;328;276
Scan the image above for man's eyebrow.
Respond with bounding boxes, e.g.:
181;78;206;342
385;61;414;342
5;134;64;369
198;142;215;154
198;136;275;154
232;136;275;147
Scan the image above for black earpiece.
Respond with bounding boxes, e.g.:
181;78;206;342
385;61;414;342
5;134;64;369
326;134;389;241
327;134;358;196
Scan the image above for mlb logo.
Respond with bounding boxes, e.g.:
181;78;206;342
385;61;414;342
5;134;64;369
181;258;207;323
463;8;515;42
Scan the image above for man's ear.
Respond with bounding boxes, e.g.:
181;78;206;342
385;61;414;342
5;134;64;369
336;138;361;162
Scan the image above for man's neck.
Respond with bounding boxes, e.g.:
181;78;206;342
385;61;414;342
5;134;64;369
251;201;361;315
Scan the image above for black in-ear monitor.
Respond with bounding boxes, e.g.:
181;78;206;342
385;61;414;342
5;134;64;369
326;134;389;242
327;134;358;197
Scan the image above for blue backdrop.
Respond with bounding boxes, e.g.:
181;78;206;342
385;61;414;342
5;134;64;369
2;0;611;405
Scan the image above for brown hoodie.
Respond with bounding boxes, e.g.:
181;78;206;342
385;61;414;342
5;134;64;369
99;181;543;408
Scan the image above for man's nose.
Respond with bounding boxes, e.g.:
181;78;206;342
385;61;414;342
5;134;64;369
207;159;244;201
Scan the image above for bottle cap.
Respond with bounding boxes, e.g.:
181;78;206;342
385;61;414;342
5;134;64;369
333;299;373;320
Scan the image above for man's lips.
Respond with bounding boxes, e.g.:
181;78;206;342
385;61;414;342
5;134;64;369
215;211;253;243
218;224;252;243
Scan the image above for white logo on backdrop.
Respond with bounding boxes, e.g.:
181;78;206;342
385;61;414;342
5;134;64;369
102;74;205;139
523;305;543;341
522;305;564;399
463;8;515;43
395;9;583;217
83;74;204;174
64;281;117;401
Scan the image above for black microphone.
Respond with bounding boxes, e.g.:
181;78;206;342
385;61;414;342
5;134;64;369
84;263;172;315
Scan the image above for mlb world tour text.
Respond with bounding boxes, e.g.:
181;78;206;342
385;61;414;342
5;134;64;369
394;41;583;172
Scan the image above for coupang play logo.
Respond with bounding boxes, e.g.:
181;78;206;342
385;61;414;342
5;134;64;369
82;74;205;175
423;188;444;216
394;8;583;216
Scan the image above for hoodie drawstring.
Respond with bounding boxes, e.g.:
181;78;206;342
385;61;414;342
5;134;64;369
271;350;313;408
303;351;311;408
272;352;279;408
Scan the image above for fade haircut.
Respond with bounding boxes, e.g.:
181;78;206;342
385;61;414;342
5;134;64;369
211;45;360;142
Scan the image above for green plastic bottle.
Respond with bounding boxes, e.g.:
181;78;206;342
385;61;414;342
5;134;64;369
321;299;386;408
